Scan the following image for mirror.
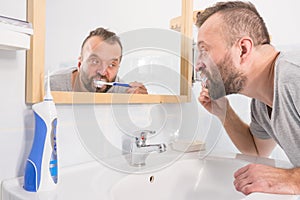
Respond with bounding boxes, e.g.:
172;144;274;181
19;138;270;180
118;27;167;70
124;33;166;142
26;0;193;104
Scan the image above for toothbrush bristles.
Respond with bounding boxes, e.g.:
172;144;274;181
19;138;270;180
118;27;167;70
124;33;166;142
93;80;104;88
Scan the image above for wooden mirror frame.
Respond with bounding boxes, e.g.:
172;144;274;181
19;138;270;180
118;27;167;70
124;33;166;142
26;0;193;104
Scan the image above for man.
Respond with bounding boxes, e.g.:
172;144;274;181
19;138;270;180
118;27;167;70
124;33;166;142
196;1;300;195
50;27;148;94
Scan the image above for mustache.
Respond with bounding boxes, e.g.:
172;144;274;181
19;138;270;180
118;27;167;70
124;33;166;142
93;73;107;80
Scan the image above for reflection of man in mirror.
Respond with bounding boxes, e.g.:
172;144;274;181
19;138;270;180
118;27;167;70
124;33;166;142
50;27;148;94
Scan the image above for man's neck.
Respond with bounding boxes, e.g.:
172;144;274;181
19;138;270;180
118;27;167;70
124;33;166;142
71;69;78;90
241;45;280;107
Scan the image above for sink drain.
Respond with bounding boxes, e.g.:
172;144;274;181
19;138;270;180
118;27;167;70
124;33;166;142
149;175;154;183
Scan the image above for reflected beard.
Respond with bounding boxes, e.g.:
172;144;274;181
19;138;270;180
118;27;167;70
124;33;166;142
82;77;97;92
80;72;104;92
81;70;118;93
208;53;247;100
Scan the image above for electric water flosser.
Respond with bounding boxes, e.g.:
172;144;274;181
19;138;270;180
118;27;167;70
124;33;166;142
23;74;58;192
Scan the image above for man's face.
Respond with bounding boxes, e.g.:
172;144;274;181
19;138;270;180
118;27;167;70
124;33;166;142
79;36;122;92
196;14;246;99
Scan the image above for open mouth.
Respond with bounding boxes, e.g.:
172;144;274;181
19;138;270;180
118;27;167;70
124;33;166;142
93;80;104;88
93;78;108;89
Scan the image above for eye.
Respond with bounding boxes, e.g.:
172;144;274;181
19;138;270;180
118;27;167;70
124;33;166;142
199;46;207;52
86;57;101;67
91;58;100;65
108;62;118;68
197;46;208;59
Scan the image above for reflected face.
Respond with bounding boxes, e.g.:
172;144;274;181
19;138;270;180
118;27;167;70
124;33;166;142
196;14;246;99
78;36;122;92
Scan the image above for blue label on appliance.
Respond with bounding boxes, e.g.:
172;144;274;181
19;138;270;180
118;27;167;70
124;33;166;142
50;118;58;183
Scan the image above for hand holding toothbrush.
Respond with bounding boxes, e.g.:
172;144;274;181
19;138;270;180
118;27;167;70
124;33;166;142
126;81;148;94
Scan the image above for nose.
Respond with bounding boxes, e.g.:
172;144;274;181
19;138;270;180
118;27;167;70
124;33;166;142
96;65;108;76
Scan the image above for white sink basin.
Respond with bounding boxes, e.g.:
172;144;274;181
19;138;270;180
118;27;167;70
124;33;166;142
2;152;299;200
110;157;246;200
110;156;298;200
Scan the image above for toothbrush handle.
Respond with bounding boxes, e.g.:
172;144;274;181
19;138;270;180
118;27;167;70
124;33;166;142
113;82;131;87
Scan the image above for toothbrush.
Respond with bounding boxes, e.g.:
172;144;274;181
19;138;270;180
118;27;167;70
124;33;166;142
195;70;208;87
93;80;131;88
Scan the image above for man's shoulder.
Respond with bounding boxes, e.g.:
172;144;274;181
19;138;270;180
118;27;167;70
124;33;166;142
276;51;300;82
278;50;300;64
50;67;76;91
275;51;300;109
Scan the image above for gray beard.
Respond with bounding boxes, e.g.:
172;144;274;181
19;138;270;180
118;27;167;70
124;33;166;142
208;53;247;100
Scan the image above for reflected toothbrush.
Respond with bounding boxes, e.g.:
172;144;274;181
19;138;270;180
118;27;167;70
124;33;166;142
93;80;131;88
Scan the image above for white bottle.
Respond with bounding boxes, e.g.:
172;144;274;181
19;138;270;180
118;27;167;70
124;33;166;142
24;73;58;192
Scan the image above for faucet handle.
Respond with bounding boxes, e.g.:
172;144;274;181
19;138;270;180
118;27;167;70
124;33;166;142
140;130;155;141
135;130;155;145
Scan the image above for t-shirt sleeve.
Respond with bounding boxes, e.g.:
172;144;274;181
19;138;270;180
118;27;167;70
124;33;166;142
249;99;272;139
49;67;75;91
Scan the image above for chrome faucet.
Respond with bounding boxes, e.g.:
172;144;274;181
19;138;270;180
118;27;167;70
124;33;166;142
130;130;166;166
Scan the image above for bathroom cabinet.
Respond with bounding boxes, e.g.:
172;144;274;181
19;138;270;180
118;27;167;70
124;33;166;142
0;16;33;50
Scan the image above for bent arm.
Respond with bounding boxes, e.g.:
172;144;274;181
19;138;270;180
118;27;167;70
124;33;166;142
199;88;276;157
222;102;276;157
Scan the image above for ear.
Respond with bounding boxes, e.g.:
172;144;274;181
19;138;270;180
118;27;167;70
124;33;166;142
238;37;253;64
77;56;82;69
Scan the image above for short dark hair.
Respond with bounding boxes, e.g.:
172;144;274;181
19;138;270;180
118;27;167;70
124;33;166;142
196;1;270;46
81;27;123;59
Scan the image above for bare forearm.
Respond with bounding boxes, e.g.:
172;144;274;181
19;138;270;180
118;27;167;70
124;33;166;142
235;164;300;195
290;167;300;194
198;89;274;156
221;103;258;156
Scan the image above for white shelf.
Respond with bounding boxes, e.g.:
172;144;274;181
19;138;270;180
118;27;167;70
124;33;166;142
0;16;33;50
0;29;31;50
